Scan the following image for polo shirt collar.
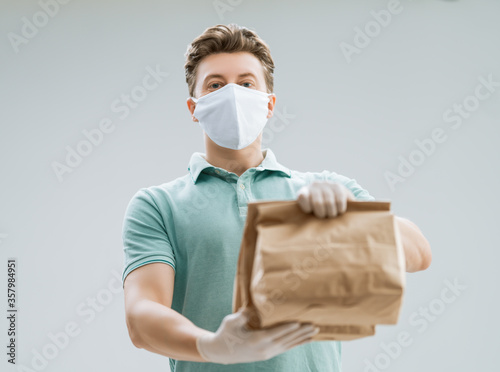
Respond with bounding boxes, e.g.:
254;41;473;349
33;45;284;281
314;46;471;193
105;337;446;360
187;148;291;184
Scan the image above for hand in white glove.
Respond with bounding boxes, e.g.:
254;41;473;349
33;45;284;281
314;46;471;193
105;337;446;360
196;308;319;365
297;181;355;218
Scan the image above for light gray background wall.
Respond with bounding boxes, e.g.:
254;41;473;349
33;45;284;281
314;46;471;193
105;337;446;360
1;0;498;371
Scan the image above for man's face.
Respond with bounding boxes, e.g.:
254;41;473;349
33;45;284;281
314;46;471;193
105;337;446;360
187;51;275;120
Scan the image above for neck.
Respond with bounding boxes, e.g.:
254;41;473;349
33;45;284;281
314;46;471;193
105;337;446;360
204;137;265;177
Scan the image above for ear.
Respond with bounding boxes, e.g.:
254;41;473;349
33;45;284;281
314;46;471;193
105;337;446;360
186;97;198;122
266;93;276;119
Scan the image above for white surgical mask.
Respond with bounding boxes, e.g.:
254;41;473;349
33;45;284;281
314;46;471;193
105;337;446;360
191;83;273;150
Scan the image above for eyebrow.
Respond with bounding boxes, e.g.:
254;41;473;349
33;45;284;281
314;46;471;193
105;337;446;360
202;72;257;85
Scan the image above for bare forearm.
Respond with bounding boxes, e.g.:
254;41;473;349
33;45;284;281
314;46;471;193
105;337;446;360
129;299;213;362
395;216;432;272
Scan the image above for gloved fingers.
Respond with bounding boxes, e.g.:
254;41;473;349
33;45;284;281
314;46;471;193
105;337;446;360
346;188;355;201
332;182;348;215
321;184;338;218
281;332;316;350
271;323;318;346
297;186;312;213
279;325;319;349
257;321;302;342
310;185;326;218
243;325;316;362
298;181;356;218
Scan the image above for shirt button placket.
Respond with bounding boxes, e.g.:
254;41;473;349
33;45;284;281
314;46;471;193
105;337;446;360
237;174;251;217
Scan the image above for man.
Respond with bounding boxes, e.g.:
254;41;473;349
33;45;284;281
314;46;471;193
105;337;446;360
121;23;432;371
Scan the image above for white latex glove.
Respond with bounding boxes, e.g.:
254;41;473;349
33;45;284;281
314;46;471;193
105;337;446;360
297;181;355;218
196;308;320;365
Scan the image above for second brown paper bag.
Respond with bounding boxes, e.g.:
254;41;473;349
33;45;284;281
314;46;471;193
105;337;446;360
232;199;406;341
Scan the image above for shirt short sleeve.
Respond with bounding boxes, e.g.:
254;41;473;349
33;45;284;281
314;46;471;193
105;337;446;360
121;188;176;288
323;171;375;201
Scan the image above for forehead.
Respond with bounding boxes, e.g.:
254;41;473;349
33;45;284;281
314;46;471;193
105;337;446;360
196;52;265;83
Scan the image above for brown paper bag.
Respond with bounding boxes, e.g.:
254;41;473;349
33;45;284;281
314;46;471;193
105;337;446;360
232;199;405;341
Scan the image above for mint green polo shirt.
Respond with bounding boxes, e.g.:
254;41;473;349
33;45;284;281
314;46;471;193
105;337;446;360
121;147;375;372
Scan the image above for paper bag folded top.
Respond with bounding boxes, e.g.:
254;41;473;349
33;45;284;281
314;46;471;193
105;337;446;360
232;199;406;341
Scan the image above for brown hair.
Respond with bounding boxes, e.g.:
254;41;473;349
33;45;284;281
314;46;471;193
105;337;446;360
184;23;275;98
